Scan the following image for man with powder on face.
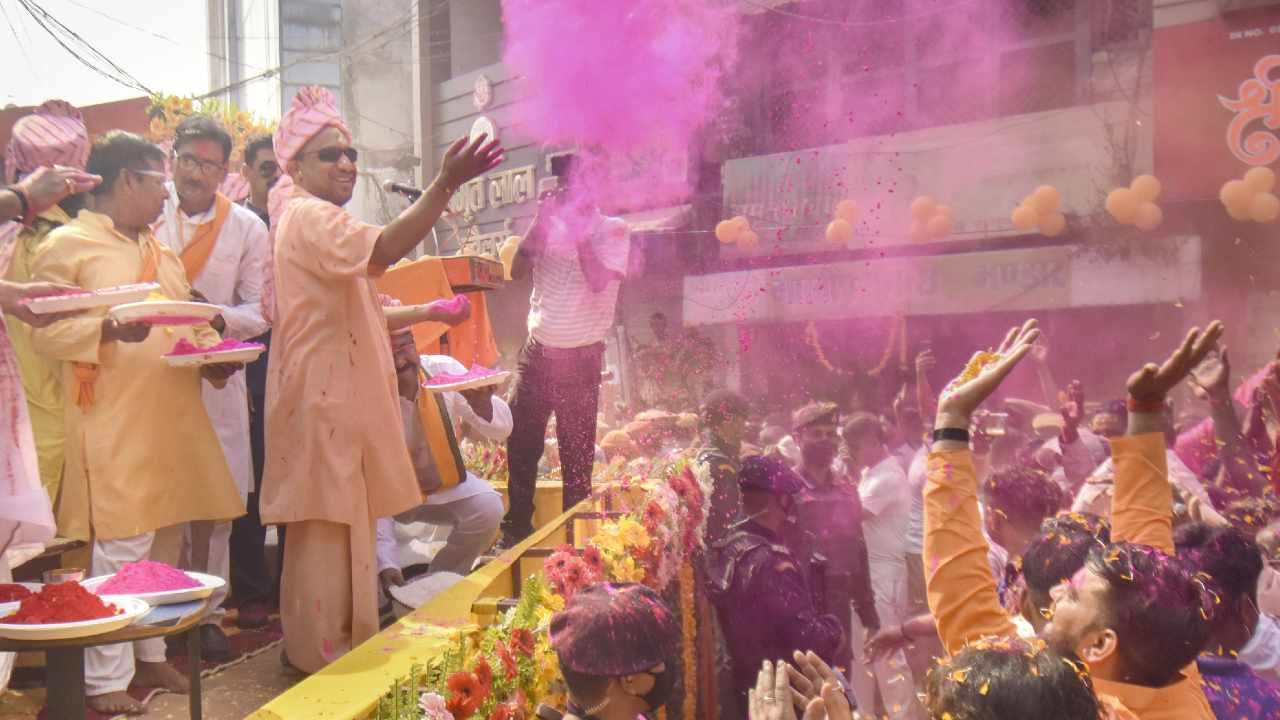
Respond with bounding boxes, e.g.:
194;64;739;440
259;86;501;673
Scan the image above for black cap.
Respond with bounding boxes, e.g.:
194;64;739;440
738;455;804;495
550;583;677;676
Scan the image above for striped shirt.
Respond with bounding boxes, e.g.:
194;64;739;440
528;213;630;348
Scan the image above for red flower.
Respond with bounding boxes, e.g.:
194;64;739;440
446;672;485;719
496;640;519;680
510;628;536;657
563;561;584;589
643;501;666;529
580;546;604;573
473;657;494;693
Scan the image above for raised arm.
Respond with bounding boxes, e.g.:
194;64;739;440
926;320;1039;654
1188;347;1268;494
368;135;503;270
1113;322;1222;554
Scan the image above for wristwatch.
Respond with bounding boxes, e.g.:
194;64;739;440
932;427;970;443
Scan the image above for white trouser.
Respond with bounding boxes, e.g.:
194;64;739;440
86;533;167;696
180;520;231;625
847;566;927;720
382;490;504;577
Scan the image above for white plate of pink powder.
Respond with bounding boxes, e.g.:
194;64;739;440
108;300;220;327
422;366;510;393
82;562;224;606
20;283;160;315
163;338;265;367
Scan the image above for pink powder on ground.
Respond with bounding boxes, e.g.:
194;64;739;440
96;560;200;594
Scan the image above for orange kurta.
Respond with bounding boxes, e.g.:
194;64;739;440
924;432;1212;720
260;186;422;673
260;185;421;527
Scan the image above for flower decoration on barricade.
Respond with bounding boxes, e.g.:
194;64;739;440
371;458;707;720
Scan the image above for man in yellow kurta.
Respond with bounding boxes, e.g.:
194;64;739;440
31;131;245;716
260;87;501;673
3;99;92;501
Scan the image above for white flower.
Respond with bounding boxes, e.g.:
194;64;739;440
419;692;454;720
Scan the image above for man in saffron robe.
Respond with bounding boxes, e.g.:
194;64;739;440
260;86;501;673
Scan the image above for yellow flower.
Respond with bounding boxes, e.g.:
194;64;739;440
617;519;650;549
612;555;645;583
544;593;564;612
180;98;194;113
592;525;625;556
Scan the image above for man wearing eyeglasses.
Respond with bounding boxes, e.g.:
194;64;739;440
153;115;270;661
30;130;244;716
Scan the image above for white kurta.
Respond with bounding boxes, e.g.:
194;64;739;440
153;186;269;498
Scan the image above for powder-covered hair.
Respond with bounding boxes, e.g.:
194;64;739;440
1022;512;1111;610
1175;521;1264;604
1085;542;1214;686
981;465;1063;531
926;636;1099;720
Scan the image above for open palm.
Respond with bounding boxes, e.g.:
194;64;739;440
1128;322;1223;402
937;319;1041;423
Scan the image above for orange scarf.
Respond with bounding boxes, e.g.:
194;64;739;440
73;241;159;411
178;193;232;283
415;370;466;493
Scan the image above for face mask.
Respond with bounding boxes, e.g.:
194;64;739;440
640;664;675;711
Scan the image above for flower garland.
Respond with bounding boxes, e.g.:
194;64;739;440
372;458;708;720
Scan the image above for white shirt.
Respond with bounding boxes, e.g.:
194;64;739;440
153;185;270;498
1071;448;1206;517
858;453;911;605
527;212;630;348
1240;612;1280;685
375;355;512;572
904;445;928;555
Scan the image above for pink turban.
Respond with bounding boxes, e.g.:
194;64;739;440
5;99;90;184
262;86;353;324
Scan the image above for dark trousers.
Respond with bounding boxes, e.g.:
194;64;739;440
501;340;603;540
229;390;274;604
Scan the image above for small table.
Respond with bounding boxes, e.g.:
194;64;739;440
0;599;209;720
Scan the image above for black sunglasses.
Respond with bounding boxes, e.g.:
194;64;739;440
300;147;358;164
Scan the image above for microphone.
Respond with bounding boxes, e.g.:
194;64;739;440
383;179;423;201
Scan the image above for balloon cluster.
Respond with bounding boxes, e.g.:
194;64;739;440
1220;167;1278;224
908;196;954;242
499;235;520;280
1105;175;1163;231
715;215;759;250
1011;186;1067;237
825;199;858;245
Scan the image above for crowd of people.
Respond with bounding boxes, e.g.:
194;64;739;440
2;87;1280;720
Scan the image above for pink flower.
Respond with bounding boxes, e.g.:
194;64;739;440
420;692;455;720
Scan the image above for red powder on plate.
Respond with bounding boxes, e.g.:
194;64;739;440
97;560;200;594
0;584;32;602
3;582;119;624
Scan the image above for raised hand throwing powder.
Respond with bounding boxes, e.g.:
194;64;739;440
3;582;119;624
96;560;200;594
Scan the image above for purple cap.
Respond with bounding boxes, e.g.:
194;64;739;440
549;583;678;676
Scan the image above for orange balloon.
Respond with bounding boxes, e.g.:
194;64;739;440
1011;204;1038;231
1039;211;1066;237
731;215;751;233
1251;192;1280;223
908;220;929;242
927;213;953;238
737;230;760;251
835;199;859;223
1245;166;1277;194
1134;202;1163;231
1029;186;1061;215
935;205;954;220
826;218;854;244
714;220;739;244
1220;180;1255;216
1105;188;1139;224
1130;175;1162;203
910;196;937;221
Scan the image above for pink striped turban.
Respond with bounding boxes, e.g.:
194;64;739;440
5;99;90;184
262;86;353;324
